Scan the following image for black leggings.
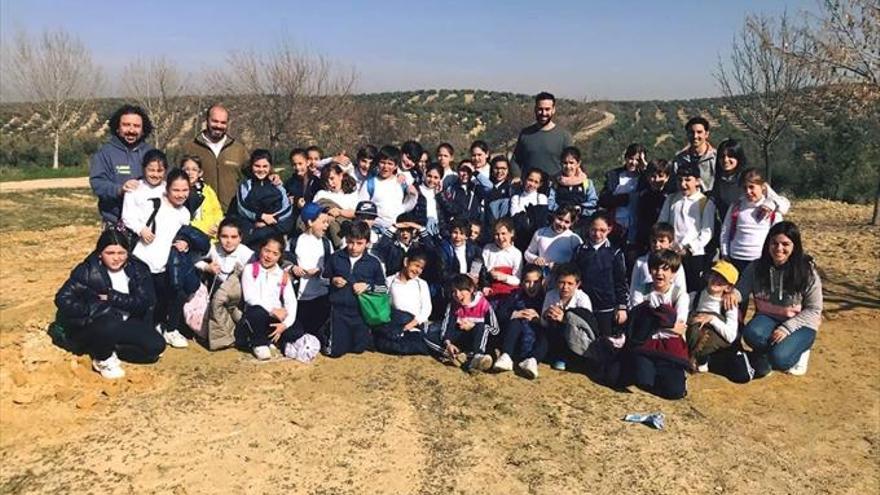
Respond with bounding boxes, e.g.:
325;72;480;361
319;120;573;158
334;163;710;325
73;315;166;362
151;272;186;332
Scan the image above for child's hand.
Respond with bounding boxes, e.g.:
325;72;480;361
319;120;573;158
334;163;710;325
457;318;475;331
272;308;288;322
209;261;221;275
97;293;109;302
331;276;347;288
690;313;713;327
269;322;286;343
545;304;564;323
269;174;283;187
444;340;460;358
296;197;306;209
672;322;687;335
534;257;547;267
173;240;189;252
722;291;741;311
291;265;306;278
403;319;420;331
615;309;628;325
208;225;218;236
260;213;277;225
481;287;494;297
351;282;368;295
140;228;155;244
490;269;507;281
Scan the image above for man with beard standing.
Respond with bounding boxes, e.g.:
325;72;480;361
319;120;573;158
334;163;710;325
89;104;155;228
672;116;717;192
510;92;572;179
182;104;248;210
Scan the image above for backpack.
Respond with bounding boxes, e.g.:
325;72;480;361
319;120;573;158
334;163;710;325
366;175;408;200
183;282;211;338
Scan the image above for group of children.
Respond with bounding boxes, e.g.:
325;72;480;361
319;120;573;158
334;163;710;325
57;130;816;402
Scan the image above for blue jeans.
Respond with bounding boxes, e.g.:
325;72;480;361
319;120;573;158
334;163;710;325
743;314;815;372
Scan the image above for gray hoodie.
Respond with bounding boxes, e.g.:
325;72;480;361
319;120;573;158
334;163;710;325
89;135;155;223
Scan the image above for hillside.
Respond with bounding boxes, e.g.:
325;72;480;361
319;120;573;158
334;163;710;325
0;89;876;202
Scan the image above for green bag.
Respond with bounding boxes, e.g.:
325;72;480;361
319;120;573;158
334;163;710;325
357;291;392;327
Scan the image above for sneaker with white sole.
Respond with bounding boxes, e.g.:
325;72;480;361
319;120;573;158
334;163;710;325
163;329;189;348
469;353;492;372
519;357;538;379
492;353;514;372
92;352;125;379
786;349;811;376
253;345;272;361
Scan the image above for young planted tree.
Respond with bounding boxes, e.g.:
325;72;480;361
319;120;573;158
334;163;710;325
2;29;103;169
210;40;357;153
782;0;879;223
715;13;814;184
122;56;189;149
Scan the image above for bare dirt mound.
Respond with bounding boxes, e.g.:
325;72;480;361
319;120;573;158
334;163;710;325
0;199;877;494
573;111;616;142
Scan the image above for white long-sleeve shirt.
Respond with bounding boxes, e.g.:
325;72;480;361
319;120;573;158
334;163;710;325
132;199;190;274
386;274;432;325
720;197;784;261
481;243;523;286
692;290;739;344
121;180;165;234
524;227;582;266
629;254;687;309
358;175;416;228
631;284;690;324
241;262;298;328
657;191;716;256
313;189;359;211
293;233;332;300
196;243;254;283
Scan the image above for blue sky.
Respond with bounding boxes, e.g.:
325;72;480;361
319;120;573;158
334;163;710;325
1;0;817;100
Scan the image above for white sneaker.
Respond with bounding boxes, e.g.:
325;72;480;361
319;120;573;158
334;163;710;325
469;353;492;372
92;352;125;379
163;329;189;348
253;345;272;361
492;353;514;372
697;362;709;373
519;358;539;379
786;349;811;376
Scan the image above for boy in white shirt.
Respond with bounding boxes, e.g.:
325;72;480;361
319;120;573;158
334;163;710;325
541;263;593;372
358;145;418;229
630;222;687;304
657;163;715;293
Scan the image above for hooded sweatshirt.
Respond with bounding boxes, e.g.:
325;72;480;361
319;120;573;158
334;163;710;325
89;135;155;223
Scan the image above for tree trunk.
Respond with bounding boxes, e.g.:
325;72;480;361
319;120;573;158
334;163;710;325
872;174;880;226
53;132;60;170
762;142;771;185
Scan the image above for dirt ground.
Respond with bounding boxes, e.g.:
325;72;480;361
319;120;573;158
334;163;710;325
0;193;877;495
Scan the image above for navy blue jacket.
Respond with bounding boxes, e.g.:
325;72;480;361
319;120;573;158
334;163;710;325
89;135;155;223
55;254;155;328
231;177;294;235
441;180;484;224
372;229;430;276
323;249;387;309
573;240;628;312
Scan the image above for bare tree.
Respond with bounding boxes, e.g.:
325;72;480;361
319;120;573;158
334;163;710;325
2;29;103;169
782;0;879;224
210;39;357;153
122;56;188;149
715;13;814;184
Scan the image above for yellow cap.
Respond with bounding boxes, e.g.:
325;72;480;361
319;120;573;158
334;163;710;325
710;260;739;285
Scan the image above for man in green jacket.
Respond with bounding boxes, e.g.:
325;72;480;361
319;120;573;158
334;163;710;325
510;91;573;179
182;104;248;210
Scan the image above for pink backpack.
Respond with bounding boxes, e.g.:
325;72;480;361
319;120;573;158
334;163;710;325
184;282;210;338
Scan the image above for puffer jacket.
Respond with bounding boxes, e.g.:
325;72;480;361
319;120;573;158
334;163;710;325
54;254;155;328
207;264;244;351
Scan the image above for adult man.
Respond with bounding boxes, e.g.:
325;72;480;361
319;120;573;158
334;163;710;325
182;104;248;210
89;105;155;226
510;91;573;179
673;116;717;192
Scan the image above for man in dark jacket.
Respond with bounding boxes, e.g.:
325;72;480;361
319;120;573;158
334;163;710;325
89;105;155;226
182;104;249;210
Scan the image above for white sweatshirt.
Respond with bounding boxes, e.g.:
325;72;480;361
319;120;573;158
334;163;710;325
524;227;582;266
132;199;191;274
241;262;298;328
657;191;716;256
386;274;432;325
692;290;739;344
481;243;523;286
196;243;254;283
121;180;165;234
720;197;784;261
629;254;688;309
510;190;548;216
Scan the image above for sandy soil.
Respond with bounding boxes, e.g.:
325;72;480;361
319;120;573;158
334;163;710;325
0;196;877;494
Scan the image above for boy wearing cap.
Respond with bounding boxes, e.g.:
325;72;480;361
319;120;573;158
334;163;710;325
686;260;740;372
287;203;333;347
657;163;716;293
